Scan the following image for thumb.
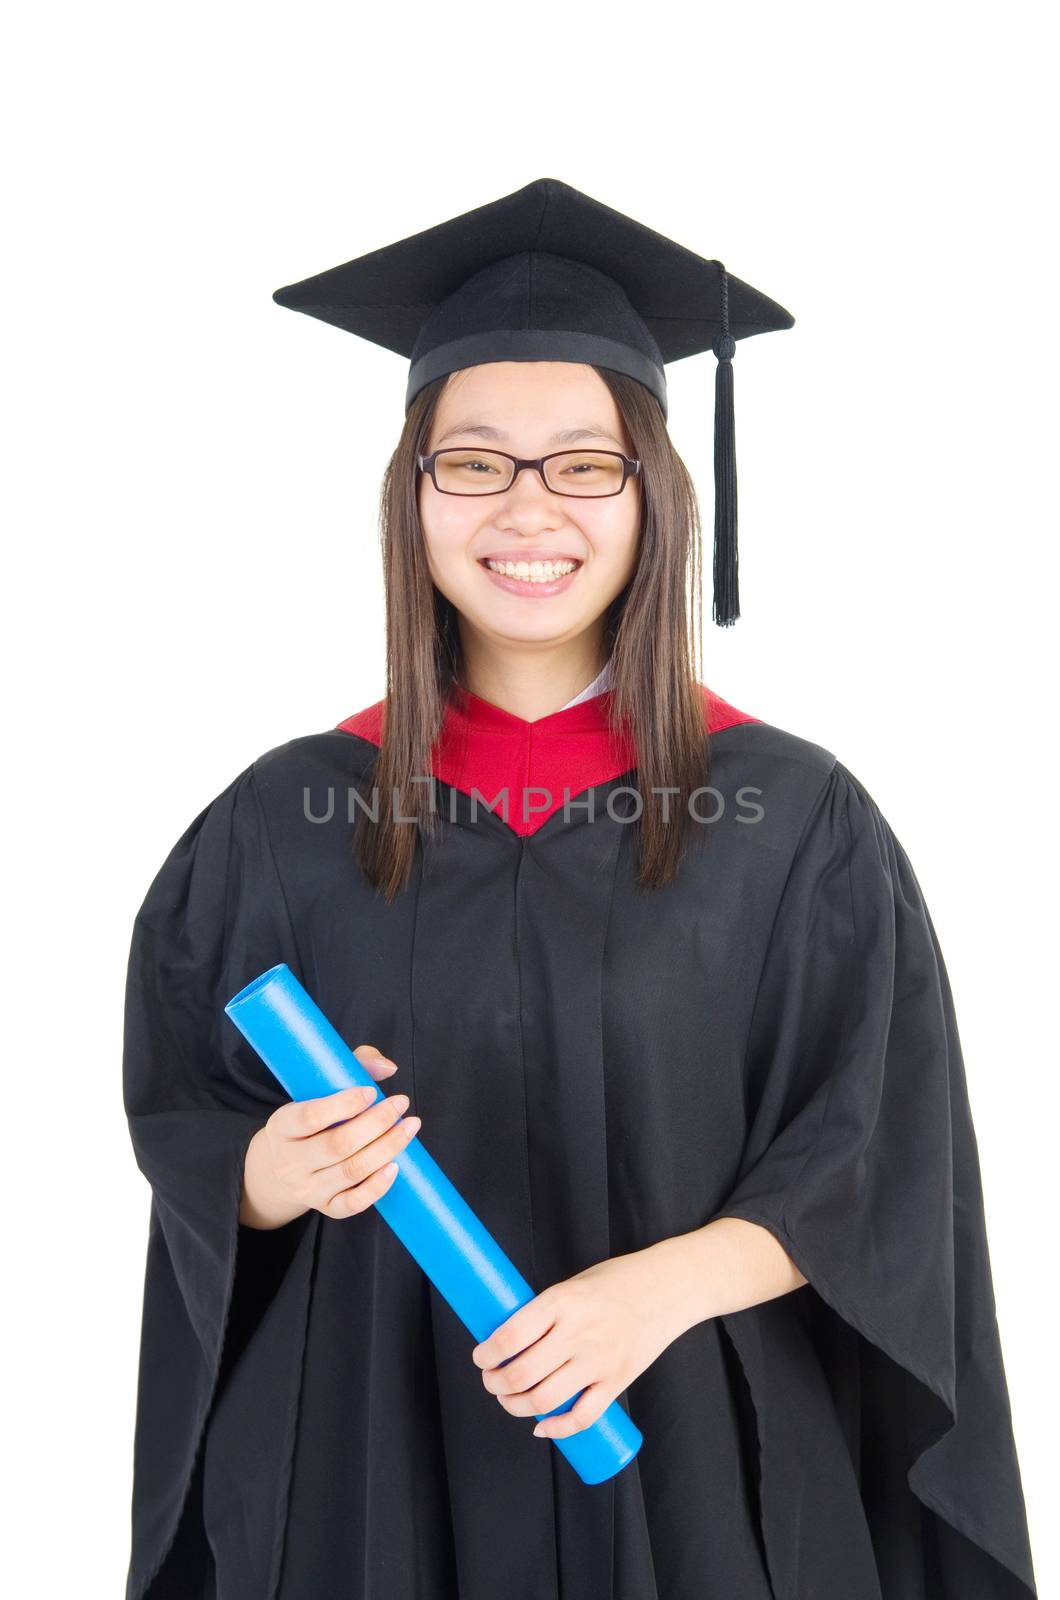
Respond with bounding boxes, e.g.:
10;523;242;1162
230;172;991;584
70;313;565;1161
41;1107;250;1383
353;1043;399;1078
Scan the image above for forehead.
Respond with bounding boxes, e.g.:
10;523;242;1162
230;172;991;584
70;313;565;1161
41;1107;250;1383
442;360;612;406
432;361;625;442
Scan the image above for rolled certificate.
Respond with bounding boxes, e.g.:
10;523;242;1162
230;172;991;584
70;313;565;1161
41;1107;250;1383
224;962;643;1486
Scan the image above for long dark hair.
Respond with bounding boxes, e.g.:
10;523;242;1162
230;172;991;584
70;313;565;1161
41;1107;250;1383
353;366;714;899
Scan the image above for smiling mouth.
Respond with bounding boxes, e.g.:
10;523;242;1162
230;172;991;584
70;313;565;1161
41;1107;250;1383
479;557;582;584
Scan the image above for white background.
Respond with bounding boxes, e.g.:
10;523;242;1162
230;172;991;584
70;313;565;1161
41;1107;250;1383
4;1;1054;1592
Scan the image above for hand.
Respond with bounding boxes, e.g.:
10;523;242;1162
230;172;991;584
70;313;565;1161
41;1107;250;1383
242;1044;419;1227
470;1247;681;1441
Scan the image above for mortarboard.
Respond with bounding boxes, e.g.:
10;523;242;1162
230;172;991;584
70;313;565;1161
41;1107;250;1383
272;178;794;625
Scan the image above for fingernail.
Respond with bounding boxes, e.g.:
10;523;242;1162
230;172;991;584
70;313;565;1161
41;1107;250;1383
533;1424;546;1438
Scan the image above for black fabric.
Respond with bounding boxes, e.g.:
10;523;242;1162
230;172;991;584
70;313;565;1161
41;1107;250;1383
269;176;795;403
122;720;1037;1599
122;768;319;1599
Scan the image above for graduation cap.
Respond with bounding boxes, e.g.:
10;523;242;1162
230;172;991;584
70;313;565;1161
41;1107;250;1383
272;177;794;625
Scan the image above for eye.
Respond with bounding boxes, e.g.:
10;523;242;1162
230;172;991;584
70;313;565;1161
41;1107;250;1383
446;453;503;475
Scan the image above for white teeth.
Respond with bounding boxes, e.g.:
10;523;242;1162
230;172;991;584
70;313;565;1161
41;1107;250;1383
484;559;579;583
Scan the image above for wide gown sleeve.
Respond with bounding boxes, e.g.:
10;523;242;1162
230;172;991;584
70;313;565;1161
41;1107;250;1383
711;759;1037;1598
122;763;310;1600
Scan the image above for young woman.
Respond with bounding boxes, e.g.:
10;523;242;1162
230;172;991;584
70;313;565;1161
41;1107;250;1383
122;182;1037;1600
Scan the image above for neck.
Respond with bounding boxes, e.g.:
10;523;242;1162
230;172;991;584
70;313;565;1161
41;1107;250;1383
456;635;609;722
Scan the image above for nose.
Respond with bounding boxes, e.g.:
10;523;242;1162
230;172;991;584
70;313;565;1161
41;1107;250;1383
485;469;560;532
498;463;568;516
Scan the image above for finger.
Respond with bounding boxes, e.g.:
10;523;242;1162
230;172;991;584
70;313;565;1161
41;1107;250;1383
282;1084;380;1139
321;1110;421;1205
314;1092;410;1173
473;1300;556;1369
500;1358;580;1415
354;1044;399;1076
533;1382;609;1439
483;1332;567;1397
320;1155;401;1219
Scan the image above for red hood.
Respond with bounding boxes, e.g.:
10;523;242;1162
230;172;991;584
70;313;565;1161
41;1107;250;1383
336;681;759;838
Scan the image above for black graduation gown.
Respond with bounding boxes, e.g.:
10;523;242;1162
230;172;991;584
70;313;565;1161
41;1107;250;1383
122;682;1038;1600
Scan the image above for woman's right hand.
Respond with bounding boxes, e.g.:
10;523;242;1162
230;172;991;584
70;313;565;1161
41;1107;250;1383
240;1045;421;1228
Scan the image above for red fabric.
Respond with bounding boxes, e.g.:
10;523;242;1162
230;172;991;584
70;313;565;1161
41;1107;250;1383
336;682;759;838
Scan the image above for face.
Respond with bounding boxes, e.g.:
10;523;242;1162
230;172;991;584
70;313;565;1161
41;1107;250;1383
418;361;641;660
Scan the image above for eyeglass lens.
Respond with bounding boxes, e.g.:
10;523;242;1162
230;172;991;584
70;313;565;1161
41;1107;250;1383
434;449;624;497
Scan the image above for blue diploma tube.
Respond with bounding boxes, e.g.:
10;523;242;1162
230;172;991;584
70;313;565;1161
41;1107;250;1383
224;962;643;1486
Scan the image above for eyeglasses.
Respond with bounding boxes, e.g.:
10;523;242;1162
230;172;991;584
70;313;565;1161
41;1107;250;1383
417;447;641;498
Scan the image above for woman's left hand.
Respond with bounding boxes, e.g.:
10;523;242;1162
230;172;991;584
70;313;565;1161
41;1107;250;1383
470;1246;683;1440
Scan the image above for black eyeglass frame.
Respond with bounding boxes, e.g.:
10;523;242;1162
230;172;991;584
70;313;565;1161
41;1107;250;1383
417;447;641;498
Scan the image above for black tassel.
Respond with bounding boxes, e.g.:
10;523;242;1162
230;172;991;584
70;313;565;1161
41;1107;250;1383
712;263;739;626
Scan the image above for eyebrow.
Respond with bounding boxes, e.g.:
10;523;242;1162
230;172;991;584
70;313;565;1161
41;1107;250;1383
434;421;624;448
